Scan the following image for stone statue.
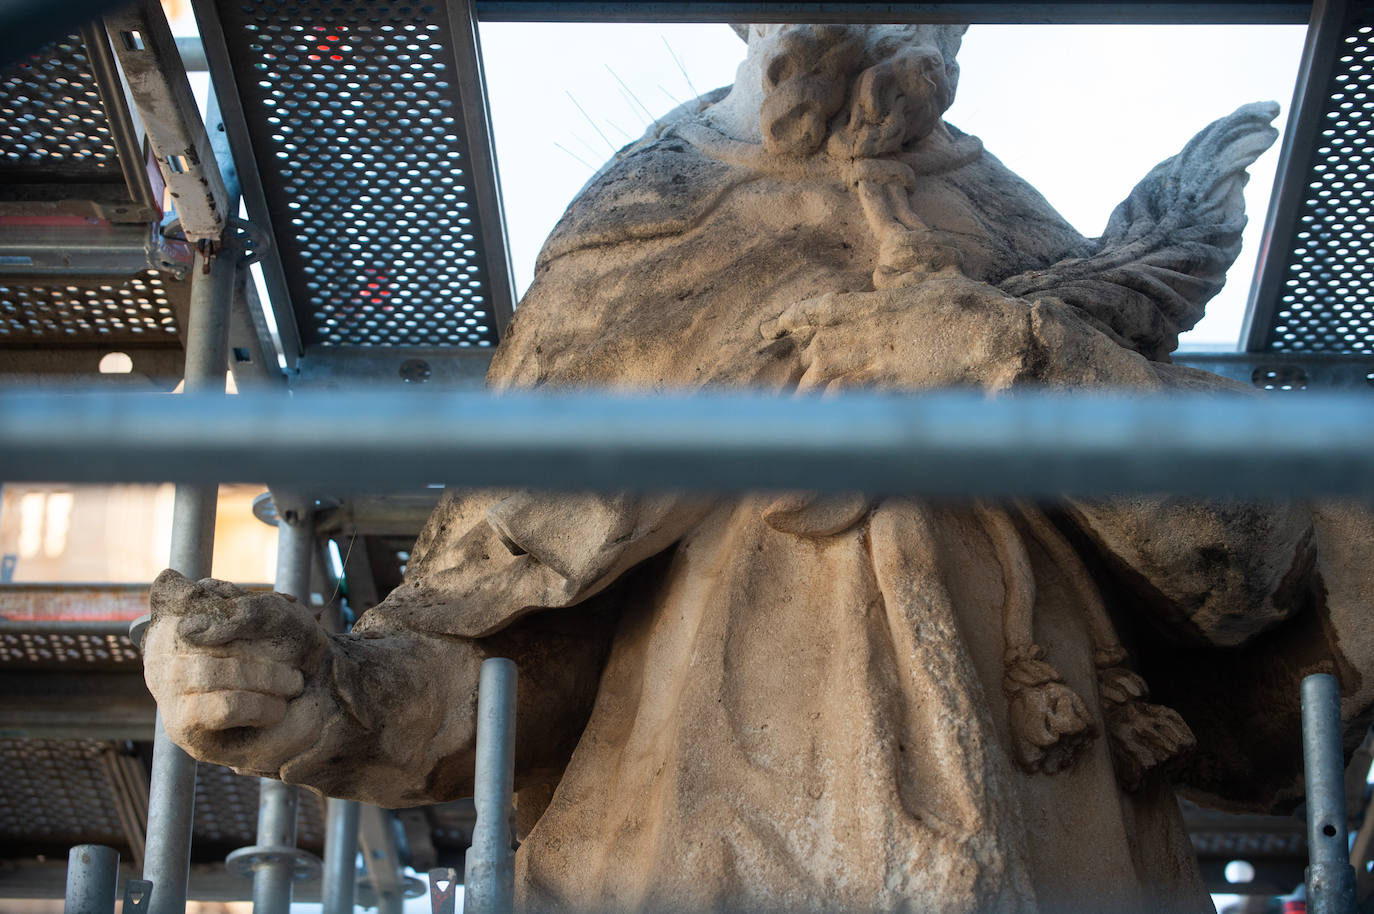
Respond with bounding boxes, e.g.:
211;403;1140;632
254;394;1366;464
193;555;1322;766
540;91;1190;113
144;24;1374;913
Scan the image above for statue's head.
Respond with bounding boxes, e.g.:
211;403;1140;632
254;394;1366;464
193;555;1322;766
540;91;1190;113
726;24;968;160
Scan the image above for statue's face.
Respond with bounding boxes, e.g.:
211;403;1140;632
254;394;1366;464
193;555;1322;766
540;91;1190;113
747;24;967;159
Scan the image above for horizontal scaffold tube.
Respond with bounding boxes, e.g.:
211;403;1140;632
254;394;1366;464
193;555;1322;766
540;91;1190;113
1;388;1373;497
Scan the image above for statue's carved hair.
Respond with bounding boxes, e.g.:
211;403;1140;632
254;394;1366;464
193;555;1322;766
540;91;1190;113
753;24;968;160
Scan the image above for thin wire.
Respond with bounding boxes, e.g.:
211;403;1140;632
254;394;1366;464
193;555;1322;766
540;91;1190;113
566;90;617;153
569;129;605;160
326;530;357;608
553;141;595;170
662;36;699;99
606;64;656;123
659;84;683;108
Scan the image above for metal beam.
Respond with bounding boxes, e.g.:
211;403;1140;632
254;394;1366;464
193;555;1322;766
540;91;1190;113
314;492;445;539
1242;0;1349;351
358;806;406;914
79;22;159;223
0;224;189;277
5;389;1374;496
470;0;1314;22
105;0;230;244
447;0;517;338
189;0;302;366
0;861;329;903
1175;352;1374;390
293;347;490;391
0;670;154;740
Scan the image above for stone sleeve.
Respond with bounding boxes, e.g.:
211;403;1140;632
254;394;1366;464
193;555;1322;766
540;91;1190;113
265;490;710;804
1061;496;1316;648
359;490;714;639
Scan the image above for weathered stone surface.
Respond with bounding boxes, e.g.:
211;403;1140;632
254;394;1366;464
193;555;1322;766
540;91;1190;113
143;23;1372;914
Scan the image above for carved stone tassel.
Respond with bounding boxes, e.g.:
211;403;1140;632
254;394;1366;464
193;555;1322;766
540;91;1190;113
1015;504;1196;791
975;504;1096;775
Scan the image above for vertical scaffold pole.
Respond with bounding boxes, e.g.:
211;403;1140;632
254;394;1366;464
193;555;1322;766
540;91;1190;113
64;844;119;914
321;798;360;914
464;658;517;914
1303;672;1358;914
253;507;313;914
320;553;360;914
250;778;302;914
140;244;235;914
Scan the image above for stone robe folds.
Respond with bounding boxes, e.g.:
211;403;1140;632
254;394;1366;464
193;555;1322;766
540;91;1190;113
330;100;1374;912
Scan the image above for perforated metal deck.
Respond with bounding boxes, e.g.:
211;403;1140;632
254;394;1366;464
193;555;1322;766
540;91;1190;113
0;37;122;179
0;738;326;860
0;739;130;856
206;0;512;352
0;24;196;385
0;29;154;221
0;270;188;343
1250;2;1374;355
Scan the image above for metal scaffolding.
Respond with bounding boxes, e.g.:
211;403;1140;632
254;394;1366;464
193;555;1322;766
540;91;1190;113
6;0;1374;911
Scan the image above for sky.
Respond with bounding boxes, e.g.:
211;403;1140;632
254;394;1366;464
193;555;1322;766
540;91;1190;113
478;22;1309;350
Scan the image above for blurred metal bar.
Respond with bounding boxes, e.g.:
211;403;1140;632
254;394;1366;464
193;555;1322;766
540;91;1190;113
465;658;517;914
471;0;1312;22
64;845;119;914
0;669;154;740
1302;673;1358;914
0;619;137;637
1242;0;1348;351
358;807;405;914
140;245;235;914
6;389;1374;496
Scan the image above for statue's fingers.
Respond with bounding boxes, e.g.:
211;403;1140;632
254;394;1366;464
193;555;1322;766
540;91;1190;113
198;578;248;600
149;569;200;619
178;591;307;650
175;654;304;698
772;294;838;337
181;690;287;731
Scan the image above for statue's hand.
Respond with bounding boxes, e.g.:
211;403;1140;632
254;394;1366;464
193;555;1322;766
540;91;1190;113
143;569;332;773
762;273;1161;392
761;274;1037;393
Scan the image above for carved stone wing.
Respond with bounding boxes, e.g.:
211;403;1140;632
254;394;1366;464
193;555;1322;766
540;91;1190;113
998;101;1280;361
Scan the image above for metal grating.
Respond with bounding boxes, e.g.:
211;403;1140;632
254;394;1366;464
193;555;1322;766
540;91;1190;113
218;1;500;349
1264;10;1374;353
0;631;140;667
0;739;127;852
1190;826;1306;857
192;762;326;852
0;270;184;342
0;34;121;180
